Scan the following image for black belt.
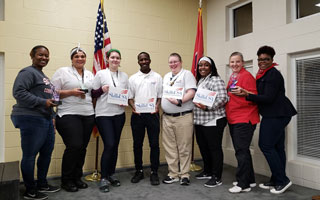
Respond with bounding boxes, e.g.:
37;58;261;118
164;110;192;117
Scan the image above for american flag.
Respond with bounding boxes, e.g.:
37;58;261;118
93;1;111;75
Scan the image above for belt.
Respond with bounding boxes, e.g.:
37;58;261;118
163;110;192;117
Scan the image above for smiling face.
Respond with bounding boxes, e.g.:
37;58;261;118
258;53;273;70
71;51;86;70
168;55;182;75
107;51;121;72
138;53;151;73
31;47;49;69
198;60;212;77
229;55;244;74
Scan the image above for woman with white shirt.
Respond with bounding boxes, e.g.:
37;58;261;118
91;49;129;193
51;47;95;192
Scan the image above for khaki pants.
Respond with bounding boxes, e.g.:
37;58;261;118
162;113;193;179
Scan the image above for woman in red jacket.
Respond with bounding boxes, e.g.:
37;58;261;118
225;52;260;193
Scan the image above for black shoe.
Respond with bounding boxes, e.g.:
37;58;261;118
204;177;222;188
74;179;88;189
150;172;160;186
259;182;275;189
107;175;121;187
131;170;144;183
37;184;61;193
61;182;78;192
180;177;190;186
195;171;212;180
162;176;179;184
99;178;110;193
23;190;48;200
270;181;292;194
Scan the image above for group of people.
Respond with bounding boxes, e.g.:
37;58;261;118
11;44;296;200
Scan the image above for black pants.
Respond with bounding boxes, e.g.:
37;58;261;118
195;117;227;180
96;113;126;178
56;114;95;183
259;117;291;185
130;113;160;172
229;122;256;188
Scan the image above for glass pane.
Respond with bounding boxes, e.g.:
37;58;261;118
0;0;4;20
297;0;320;18
233;3;252;37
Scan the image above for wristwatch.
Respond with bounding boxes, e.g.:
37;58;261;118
177;99;182;107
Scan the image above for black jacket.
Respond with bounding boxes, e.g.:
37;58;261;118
246;67;297;117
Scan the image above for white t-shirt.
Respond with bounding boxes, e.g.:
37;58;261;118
161;69;196;113
92;68;129;117
129;70;162;100
51;66;95;117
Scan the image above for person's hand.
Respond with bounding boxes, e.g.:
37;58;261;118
194;102;207;110
151;104;159;114
72;88;85;98
167;98;179;105
46;99;58;107
230;86;249;96
102;85;109;93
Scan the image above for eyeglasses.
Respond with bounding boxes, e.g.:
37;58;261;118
257;58;271;62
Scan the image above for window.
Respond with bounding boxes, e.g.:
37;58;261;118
296;0;320;18
0;0;3;20
296;56;320;160
231;2;252;38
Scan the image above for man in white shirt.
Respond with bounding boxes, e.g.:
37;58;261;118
161;53;196;186
128;52;162;186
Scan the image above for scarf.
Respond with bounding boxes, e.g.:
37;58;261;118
256;63;278;80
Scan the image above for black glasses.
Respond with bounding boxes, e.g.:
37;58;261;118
257;58;271;62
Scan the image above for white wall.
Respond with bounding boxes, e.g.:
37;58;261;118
207;0;320;190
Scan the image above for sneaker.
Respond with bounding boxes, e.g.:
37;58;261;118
229;185;251;193
259;182;275;189
61;182;78;192
37;184;61;193
107;175;121;187
180;177;190;186
24;190;48;200
195;171;212;180
233;181;257;188
162;176;179;184
150;172;160;186
131;170;144;183
99;178;110;193
204;177;222;188
270;181;292;194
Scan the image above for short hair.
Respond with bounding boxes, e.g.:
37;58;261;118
30;45;49;58
137;52;150;60
257;45;276;59
229;52;244;62
196;56;219;82
169;52;182;62
107;48;121;59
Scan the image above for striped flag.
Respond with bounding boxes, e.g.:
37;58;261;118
191;7;203;78
93;0;111;75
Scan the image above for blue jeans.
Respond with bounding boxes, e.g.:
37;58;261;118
96;113;126;178
259;116;291;185
11;115;55;191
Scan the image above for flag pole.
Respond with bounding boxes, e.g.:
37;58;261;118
190;0;203;172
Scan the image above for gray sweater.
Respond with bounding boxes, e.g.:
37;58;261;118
11;66;54;118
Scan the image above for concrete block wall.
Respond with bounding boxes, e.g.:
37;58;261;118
0;0;206;178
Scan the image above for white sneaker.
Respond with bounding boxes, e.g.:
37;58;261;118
232;181;256;188
229;185;251;193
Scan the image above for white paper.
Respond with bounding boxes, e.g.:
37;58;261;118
193;88;217;107
134;97;156;113
107;87;128;106
162;86;184;99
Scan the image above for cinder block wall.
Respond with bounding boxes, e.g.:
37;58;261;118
0;0;206;178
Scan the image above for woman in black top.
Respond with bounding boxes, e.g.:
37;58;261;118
234;45;297;194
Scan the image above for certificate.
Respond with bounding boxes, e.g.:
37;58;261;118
193;88;217;107
162;86;184;99
107;87;128;106
134;97;156;113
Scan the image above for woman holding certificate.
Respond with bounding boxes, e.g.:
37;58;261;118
91;49;129;193
193;56;228;188
51;46;95;192
225;52;259;194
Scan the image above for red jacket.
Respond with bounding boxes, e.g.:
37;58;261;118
225;68;260;125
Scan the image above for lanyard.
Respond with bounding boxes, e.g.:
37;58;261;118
169;69;184;86
72;66;85;88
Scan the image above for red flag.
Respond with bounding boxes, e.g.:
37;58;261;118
191;7;203;78
93;0;111;75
